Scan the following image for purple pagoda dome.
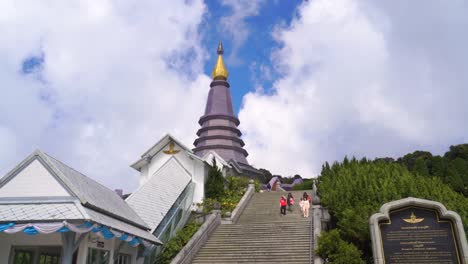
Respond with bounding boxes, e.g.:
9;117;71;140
193;42;250;166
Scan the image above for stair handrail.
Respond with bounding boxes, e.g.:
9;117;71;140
228;183;255;224
309;187;314;264
170;212;221;264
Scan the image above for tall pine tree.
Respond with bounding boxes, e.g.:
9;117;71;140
205;158;225;199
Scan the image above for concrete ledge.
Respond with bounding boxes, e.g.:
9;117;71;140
312;205;325;264
223;183;255;224
170;213;221;264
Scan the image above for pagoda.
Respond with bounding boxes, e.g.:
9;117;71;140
193;42;261;178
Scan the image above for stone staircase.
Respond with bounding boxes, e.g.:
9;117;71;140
192;191;313;263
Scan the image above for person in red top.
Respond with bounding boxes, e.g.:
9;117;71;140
280;195;287;216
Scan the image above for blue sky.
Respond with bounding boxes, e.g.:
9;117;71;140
201;0;300;113
1;0;468;191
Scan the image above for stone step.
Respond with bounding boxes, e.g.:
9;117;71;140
211;226;311;231
192;259;309;264
221;224;310;227
191;191;314;264
192;256;310;262
200;244;310;249
210;231;310;236
221;219;312;223
197;248;309;254
193;259;310;262
194;256;310;261
213;231;309;237
205;238;310;243
211;232;310;237
238;216;308;219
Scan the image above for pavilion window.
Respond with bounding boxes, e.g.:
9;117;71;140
87;248;110;264
12;250;33;264
116;254;131;264
10;246;61;264
38;253;60;264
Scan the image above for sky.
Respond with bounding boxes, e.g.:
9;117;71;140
1;0;468;192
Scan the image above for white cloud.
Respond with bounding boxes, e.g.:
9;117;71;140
0;0;209;192
219;0;264;64
239;0;468;177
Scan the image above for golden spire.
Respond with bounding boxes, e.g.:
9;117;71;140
211;41;229;80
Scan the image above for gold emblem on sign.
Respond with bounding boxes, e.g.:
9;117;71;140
403;212;424;224
163;142;180;155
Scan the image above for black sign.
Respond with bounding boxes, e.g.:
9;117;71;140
379;206;461;264
96;241;105;248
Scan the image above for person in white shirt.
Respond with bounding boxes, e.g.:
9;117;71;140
302;197;310;217
299;198;305;214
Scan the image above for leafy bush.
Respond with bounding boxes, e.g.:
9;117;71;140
156;221;202;264
227;176;250;194
202;176;251;217
316;230;364;264
205;159;225;199
292;179;313;190
200;198;220;214
253;179;261;192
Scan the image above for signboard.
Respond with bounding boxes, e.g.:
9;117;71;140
379;206;460;263
97;241;105;248
369;197;468;264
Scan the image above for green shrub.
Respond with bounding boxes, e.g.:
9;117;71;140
254;179;261;192
202;176;252;217
205;159;225;199
200;198;220;214
226;176;250;194
316;230;364;264
156;221;202;264
292;179;313;190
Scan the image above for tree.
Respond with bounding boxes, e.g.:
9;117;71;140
446;158;468;195
316;230;365;264
205;159;225;199
397;151;432;170
373;157;394;163
444;144;468;161
259;168;273;183
413;157;429;176
429;156;446;177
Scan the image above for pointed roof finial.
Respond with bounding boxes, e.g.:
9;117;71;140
212;41;228;80
217;41;224;55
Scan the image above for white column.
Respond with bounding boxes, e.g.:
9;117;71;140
61;232;76;264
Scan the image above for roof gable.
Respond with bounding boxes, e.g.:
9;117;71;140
0;153;72;198
127;157;192;231
131;134;204;171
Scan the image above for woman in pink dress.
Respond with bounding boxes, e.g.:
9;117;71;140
299;198;305;214
302;196;310;217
